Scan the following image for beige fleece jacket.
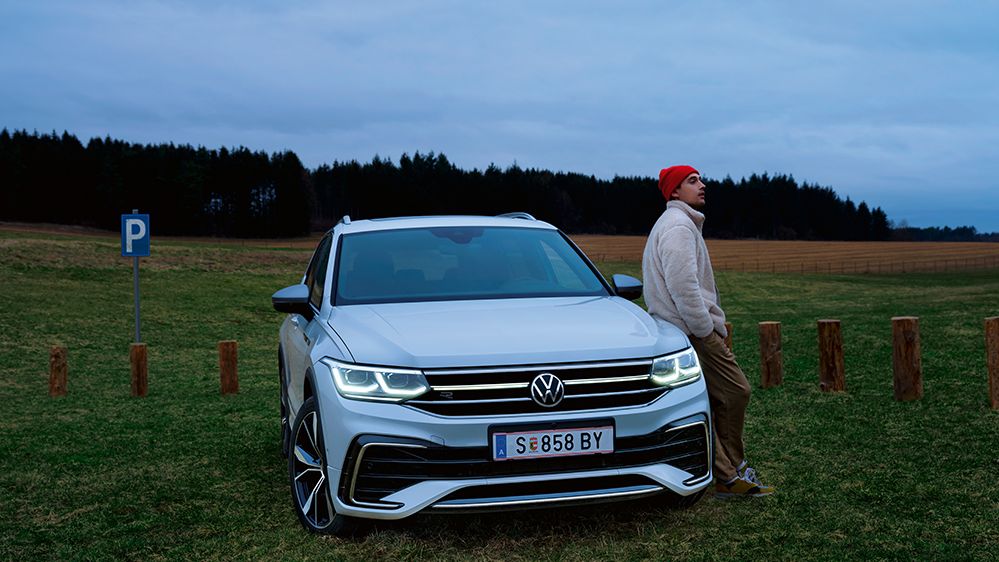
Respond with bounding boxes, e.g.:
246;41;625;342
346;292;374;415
641;200;728;339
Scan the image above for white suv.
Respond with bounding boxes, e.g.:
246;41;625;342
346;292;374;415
272;213;711;535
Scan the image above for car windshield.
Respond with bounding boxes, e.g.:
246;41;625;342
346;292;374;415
334;226;609;305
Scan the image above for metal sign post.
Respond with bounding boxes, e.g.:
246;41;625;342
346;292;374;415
133;248;140;342
121;210;150;342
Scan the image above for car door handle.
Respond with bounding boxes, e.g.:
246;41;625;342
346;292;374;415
290;316;310;345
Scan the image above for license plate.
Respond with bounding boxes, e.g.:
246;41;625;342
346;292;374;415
492;425;614;461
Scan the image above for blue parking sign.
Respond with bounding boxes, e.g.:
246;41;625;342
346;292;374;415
121;214;150;257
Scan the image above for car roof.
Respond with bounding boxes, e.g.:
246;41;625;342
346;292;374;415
335;215;558;234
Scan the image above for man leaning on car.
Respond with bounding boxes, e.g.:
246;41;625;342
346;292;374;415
642;165;775;498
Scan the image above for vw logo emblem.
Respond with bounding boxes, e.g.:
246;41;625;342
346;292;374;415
530;373;565;407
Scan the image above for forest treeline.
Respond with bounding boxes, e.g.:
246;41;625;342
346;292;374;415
1;129;988;240
313;152;892;240
0;130;311;236
892;226;999;242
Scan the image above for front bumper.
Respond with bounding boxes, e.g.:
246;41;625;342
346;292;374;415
314;368;712;520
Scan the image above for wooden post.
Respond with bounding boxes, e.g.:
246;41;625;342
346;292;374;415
986;317;999;410
49;346;67;397
759;321;783;388
130;343;148;397
817;320;845;392
891;317;922;401
219;340;239;395
724;322;733;351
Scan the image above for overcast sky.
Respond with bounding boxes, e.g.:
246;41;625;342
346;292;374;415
3;1;998;231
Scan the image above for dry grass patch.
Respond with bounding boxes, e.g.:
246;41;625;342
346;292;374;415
0;235;310;274
573;236;999;273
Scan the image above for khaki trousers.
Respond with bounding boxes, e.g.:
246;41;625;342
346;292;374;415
690;331;751;482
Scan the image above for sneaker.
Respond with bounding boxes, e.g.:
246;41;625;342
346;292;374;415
741;465;762;485
715;476;775;498
736;460;764;486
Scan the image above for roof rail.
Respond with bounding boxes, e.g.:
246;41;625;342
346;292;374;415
497;212;536;221
338;215;352;226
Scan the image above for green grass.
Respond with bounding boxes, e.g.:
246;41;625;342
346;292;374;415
1;234;998;560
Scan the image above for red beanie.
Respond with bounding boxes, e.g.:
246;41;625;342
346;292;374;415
658;165;699;202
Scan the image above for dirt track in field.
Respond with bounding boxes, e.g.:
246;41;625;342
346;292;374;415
4;223;999;274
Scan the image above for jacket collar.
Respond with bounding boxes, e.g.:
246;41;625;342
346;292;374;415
666;200;705;231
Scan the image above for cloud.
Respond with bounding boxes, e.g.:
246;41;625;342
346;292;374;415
2;0;998;230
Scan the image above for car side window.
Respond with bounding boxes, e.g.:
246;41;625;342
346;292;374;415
309;235;333;311
303;237;324;289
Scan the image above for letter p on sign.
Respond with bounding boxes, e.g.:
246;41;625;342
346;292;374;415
121;214;150;257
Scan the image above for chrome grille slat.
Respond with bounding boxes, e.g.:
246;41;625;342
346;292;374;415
564;374;650;385
408;397;533;405
562;387;666;400
424;359;653;375
433;382;530;391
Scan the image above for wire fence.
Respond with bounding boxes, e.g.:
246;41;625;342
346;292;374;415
712;254;999;274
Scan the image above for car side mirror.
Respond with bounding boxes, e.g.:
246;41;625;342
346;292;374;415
611;274;643;301
272;284;313;317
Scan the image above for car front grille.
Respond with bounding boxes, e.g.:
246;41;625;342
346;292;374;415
406;359;668;416
339;420;709;508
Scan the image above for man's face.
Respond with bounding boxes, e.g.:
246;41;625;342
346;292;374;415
672;173;706;207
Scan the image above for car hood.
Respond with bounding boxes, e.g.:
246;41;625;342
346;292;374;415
328;296;689;368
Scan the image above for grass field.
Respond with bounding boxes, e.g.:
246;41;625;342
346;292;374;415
8;222;999;273
2;230;998;561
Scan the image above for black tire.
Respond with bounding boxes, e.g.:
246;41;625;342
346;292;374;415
279;351;291;459
288;397;364;536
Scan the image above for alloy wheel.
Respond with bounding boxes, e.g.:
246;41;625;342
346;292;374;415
291;410;334;529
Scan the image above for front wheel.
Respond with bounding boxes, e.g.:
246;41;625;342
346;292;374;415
288;397;364;535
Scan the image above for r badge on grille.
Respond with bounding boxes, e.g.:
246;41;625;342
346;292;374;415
530;373;565;407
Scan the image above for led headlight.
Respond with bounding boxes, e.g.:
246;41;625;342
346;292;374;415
322;359;430;402
650;348;701;388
